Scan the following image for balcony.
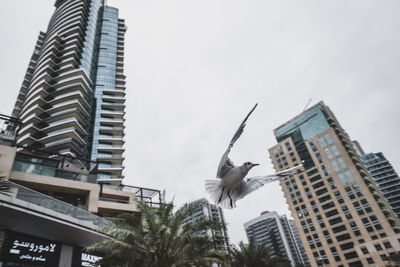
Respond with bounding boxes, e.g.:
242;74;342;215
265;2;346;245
98;163;124;171
1;180;111;228
12;160;97;183
97;144;124;151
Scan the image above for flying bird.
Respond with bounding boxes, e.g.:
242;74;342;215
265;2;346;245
205;104;302;209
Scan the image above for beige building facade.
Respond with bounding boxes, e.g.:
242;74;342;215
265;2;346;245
268;102;400;267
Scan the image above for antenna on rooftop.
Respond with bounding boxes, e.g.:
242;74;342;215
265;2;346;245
303;98;312;111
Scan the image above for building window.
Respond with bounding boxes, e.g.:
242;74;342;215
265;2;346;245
328;217;342;225
323;230;332;244
322;202;335;210
310;175;322;183
310;201;319;213
338;157;347;169
383;241;392;249
374;244;383;251
305;187;313;199
334;191;344;203
285;142;292;151
319;194;332;203
332;225;347;233
310;141;318;151
344;251;358;260
325;209;339;218
325;148;334;159
321;165;329;176
331;145;340;156
313;181;325;190
300;175;307;185
307;168;319;177
380;254;388;261
350;221;361;236
315;152;323;164
327;177;336;189
318;137;327;147
342;205;352;219
340;242;354;251
336;233;351;242
317;215;326;228
325;133;333;144
316;188;328;196
361;247;369;254
366;258;374;264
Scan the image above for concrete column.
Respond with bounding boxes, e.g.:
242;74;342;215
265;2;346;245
0;145;17;179
58;244;73;267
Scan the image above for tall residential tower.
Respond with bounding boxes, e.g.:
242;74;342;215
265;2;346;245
268;102;400;267
12;0;126;183
354;146;400;220
244;211;309;267
183;198;230;252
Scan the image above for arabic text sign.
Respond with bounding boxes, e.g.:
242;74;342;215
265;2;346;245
1;231;61;266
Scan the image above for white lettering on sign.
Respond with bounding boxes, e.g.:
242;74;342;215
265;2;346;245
81;253;102;266
12;239;57;254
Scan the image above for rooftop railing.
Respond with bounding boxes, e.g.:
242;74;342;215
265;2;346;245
1;180;112;228
102;184;162;208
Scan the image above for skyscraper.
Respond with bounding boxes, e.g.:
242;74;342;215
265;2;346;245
244;211;309;267
268;101;400;266
12;0;126;183
183;198;230;252
352;143;400;220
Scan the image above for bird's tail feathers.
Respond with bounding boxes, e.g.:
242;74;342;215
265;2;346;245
205;180;236;209
205;179;221;204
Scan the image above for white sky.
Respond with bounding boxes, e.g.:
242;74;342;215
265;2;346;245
1;0;400;245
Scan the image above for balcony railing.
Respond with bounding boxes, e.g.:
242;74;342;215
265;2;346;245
1;181;111;228
12;160;97;183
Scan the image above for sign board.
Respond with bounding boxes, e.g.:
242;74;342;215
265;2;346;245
0;231;61;266
72;247;102;267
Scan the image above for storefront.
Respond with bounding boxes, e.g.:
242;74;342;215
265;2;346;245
0;231;102;267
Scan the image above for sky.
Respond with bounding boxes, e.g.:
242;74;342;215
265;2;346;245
1;0;400;245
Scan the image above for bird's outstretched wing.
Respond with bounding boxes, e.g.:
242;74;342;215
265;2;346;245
231;165;303;201
216;104;258;178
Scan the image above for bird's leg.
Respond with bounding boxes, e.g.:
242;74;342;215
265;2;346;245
228;190;233;208
218;187;225;203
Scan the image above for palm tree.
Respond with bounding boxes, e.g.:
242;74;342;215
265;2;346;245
228;240;291;267
388;252;400;267
87;200;226;267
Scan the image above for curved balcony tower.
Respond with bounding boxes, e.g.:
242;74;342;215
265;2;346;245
12;0;126;183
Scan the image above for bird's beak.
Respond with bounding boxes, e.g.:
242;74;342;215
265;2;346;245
252;163;260;167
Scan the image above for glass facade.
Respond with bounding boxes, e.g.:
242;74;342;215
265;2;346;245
91;6;119;162
274;104;330;142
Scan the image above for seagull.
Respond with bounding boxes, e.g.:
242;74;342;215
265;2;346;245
205;104;302;209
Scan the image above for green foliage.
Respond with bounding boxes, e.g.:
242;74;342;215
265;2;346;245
87;200;226;267
388;252;400;267
228;240;291;267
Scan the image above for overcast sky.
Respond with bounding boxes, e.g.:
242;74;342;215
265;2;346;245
1;0;399;245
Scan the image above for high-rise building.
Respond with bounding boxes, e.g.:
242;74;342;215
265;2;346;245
268;101;400;267
183;198;230;252
244;211;309;267
0;1;161;266
12;0;126;183
352;144;400;220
